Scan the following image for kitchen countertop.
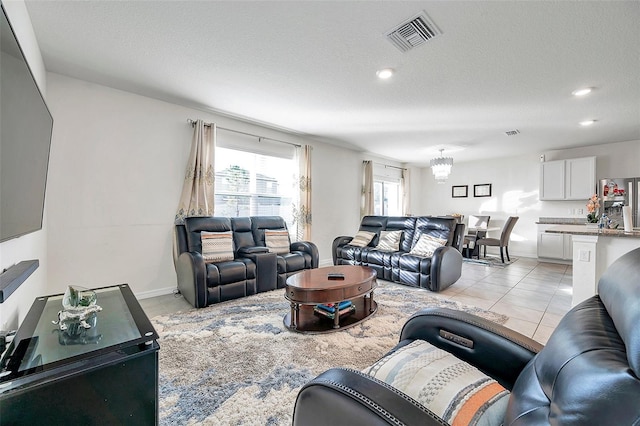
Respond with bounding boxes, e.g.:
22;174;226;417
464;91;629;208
545;224;640;238
537;217;587;225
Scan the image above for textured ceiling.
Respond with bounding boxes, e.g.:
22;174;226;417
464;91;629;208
23;1;640;165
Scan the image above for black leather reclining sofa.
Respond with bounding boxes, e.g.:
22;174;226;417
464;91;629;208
174;216;318;308
333;216;464;292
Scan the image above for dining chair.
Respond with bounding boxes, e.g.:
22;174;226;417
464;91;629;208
463;215;490;258
475;216;519;263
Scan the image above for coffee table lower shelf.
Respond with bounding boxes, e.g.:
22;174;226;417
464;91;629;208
283;296;377;334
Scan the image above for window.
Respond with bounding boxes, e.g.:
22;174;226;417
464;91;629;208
214;147;297;229
374;180;402;215
372;163;403;216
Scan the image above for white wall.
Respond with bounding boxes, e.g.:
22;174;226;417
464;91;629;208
0;1;49;330
417;139;640;258
45;73;379;297
418;154;542;258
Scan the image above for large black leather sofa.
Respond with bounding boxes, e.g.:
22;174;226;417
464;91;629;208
174;216;318;308
293;247;640;426
333;216;465;292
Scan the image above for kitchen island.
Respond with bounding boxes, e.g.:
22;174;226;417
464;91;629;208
545;225;640;306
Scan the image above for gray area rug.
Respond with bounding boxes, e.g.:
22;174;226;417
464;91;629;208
152;281;508;425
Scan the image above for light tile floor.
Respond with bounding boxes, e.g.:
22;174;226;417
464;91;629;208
139;257;572;345
436;257;572;344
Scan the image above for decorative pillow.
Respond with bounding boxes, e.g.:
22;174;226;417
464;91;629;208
375;230;402;252
409;234;447;257
265;229;290;254
201;231;234;262
349;230;376;247
364;340;509;425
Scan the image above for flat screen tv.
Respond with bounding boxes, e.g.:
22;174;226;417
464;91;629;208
1;4;53;242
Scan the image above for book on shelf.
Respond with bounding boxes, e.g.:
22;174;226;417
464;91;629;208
316;300;352;313
313;304;356;320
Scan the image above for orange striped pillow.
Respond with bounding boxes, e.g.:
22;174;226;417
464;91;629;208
265;229;290;254
201;231;234;262
363;340;509;425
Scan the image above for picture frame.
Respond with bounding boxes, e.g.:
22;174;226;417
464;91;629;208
452;185;468;198
474;183;492;197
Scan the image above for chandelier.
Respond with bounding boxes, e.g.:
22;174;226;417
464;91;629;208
430;149;453;184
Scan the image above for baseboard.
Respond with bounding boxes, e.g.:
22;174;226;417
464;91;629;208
537;257;572;265
319;258;333;267
135;286;177;300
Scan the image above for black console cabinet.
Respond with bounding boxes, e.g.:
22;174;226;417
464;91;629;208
0;284;159;425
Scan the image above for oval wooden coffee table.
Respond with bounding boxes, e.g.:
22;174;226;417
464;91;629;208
284;265;377;334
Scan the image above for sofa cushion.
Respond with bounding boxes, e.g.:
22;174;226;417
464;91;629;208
350;230;376;247
376;230;402;252
206;260;248;284
201;231;234;262
413;216;456;247
265;229;290;254
397;253;431;274
364;339;509;426
231;216;256;250
410;234;447;257
279;252;307;272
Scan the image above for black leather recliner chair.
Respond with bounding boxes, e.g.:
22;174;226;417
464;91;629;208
293;247;640;425
174;216;318;308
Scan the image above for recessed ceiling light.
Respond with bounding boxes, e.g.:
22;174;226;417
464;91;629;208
376;68;395;79
579;120;596;126
572;87;592;96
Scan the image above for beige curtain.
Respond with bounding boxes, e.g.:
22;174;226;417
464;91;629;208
293;145;312;241
174;120;216;224
361;160;374;217
401;168;411;216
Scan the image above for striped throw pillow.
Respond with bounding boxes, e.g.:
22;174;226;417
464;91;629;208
350;231;376;247
364;340;509;425
375;230;402;251
201;231;234;262
409;234;447;257
265;229;290;254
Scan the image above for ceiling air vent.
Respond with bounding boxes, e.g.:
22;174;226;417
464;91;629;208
386;12;441;53
505;129;521;136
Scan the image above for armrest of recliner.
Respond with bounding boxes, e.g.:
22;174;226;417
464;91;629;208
237;247;277;293
332;235;354;265
290;241;319;268
176;251;207;308
399;307;543;390
237;246;270;256
429;246;462;291
293;368;446;426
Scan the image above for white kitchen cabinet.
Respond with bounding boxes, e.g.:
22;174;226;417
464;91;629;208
540;156;596;201
566;157;596;199
537;225;573;261
540;160;565;200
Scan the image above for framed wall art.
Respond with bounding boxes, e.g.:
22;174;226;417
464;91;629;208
452;185;468;198
473;184;492;197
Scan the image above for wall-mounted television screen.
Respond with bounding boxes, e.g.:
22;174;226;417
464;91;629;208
1;4;53;242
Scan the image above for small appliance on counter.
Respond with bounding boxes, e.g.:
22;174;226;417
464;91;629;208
599;178;640;229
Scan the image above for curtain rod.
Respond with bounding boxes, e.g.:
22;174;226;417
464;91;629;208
373;161;407;171
187;119;301;148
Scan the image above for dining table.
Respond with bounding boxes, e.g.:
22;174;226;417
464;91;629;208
464;226;501;258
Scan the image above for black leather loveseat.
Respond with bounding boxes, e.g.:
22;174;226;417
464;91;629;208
293;247;640;426
333;216;464;292
174;216;318;308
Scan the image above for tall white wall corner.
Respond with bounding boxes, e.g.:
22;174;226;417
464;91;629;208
571;235;598;307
